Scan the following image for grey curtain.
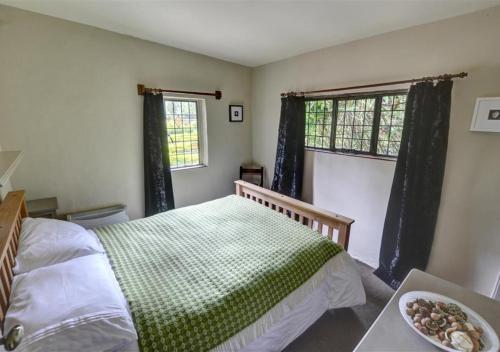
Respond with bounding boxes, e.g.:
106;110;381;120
271;95;305;199
143;93;175;216
374;80;453;289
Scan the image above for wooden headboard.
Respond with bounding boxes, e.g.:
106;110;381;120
0;191;27;327
235;181;354;250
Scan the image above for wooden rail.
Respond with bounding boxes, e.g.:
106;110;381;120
0;191;26;327
235;180;354;250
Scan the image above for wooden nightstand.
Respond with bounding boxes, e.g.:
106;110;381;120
26;197;58;218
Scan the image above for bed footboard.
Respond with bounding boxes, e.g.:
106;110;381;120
235;180;354;250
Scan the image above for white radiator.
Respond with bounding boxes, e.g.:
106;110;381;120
66;204;129;229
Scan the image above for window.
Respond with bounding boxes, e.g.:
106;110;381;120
305;91;407;157
164;98;207;169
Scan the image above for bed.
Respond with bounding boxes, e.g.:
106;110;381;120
0;181;365;352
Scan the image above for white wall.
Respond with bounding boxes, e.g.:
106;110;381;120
252;6;500;296
0;5;252;219
303;151;395;268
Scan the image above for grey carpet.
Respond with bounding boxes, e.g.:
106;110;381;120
284;261;395;352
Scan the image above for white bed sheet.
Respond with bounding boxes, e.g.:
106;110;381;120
104;244;365;352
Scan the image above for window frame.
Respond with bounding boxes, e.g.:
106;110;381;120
163;96;208;171
304;89;408;159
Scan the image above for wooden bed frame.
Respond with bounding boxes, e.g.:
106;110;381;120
0;191;27;327
0;185;354;329
235;180;354;250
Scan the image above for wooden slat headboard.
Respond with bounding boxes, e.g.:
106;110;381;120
235;181;354;250
0;191;27;327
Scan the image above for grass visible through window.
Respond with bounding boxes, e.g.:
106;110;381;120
164;99;201;169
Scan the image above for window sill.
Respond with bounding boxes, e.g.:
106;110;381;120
171;164;207;172
304;147;397;162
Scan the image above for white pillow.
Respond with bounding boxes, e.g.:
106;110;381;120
4;254;137;352
13;217;104;274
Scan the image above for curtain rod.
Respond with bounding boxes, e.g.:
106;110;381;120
137;84;222;100
280;72;468;97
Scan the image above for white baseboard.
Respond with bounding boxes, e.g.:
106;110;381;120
350;254;377;269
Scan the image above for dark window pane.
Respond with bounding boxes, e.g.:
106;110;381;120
378;140;389;155
338;100;346;111
346;100;356;111
364;111;374;125
315;136;322;147
355;99;365;111
306;135;315;146
345;111;354;125
382;96;393;110
352;139;361;150
361;140;371;152
324;124;331;136
362;127;372;139
392;110;404;125
304;99;333;148
343;139;352;149
324;112;332;125
377;94;407;156
388;142;400;156
322;137;331;149
326;100;333;111
337;111;345;125
379;125;390;141
365;98;376;111
336;127;344;139
335;138;343;149
354;111;364;125
343;125;353;138
390;125;403;142
353;125;363;140
393;95;406;110
165;101;174;114
381;111;392;125
315;100;325;112
333;96;379;153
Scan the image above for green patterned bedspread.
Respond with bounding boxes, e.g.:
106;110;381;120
95;195;342;352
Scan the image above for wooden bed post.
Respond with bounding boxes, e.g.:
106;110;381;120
235;182;244;197
337;223;351;252
234;180;354;250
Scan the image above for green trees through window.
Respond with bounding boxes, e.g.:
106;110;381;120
305;91;407;157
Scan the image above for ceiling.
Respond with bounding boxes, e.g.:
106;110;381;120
1;0;499;67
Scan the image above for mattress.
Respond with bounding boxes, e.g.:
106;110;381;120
103;250;365;352
94;195;348;351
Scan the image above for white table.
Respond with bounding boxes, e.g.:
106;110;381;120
354;269;500;351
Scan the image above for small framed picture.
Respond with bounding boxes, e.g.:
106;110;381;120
471;97;500;132
229;105;243;122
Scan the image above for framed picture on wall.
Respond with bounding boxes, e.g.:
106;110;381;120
229;105;243;122
470;97;500;132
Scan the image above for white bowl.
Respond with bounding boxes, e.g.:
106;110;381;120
399;291;499;352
